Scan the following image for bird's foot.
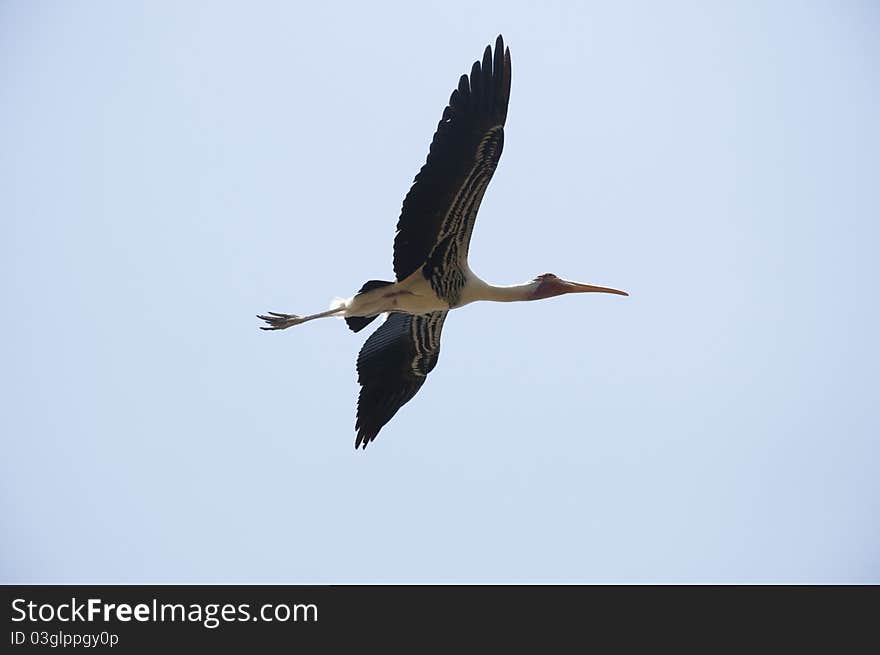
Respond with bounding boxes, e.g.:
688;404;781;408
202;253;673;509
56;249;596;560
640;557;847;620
257;312;305;330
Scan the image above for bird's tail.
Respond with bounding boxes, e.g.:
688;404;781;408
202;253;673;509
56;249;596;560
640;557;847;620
345;279;394;333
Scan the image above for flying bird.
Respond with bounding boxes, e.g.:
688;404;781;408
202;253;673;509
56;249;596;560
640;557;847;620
259;35;628;448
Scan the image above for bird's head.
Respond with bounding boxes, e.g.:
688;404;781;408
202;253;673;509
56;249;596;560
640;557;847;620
529;273;629;300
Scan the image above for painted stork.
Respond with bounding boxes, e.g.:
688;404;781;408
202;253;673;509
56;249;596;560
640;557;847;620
259;35;628;448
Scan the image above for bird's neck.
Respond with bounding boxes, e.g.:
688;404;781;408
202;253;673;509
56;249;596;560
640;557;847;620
464;278;536;304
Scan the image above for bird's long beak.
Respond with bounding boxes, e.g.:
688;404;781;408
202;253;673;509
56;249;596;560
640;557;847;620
564;280;629;296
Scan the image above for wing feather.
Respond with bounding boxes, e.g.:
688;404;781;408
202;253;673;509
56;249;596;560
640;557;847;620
392;35;512;285
354;311;448;448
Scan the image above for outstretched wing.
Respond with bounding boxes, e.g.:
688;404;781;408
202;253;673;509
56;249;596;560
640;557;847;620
355;310;448;448
392;35;512;304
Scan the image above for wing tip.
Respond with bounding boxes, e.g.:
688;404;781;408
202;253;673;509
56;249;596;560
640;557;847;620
485;35;511;124
354;425;378;450
469;60;482;91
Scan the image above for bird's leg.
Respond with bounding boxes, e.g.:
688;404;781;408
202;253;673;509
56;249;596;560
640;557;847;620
257;307;345;330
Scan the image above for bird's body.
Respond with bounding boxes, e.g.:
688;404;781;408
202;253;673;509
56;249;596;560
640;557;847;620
259;36;628;448
340;266;566;317
346;269;451;317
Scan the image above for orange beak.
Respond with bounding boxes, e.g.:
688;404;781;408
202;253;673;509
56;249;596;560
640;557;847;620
563;280;629;296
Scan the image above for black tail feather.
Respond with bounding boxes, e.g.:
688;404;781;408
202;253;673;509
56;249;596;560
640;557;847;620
345;316;378;333
356;280;395;294
345;280;394;333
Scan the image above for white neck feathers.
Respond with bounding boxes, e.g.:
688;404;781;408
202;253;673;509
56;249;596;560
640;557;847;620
460;276;536;304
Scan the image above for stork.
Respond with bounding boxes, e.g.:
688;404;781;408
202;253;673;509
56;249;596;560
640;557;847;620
259;35;628;448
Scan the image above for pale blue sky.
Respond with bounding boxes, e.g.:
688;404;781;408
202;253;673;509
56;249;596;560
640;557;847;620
2;1;878;582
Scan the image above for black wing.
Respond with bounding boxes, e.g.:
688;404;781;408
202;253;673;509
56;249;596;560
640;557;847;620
392;35;512;300
355;310;448;448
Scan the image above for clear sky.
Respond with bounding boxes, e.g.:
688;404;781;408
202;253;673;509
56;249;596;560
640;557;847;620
2;1;878;583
